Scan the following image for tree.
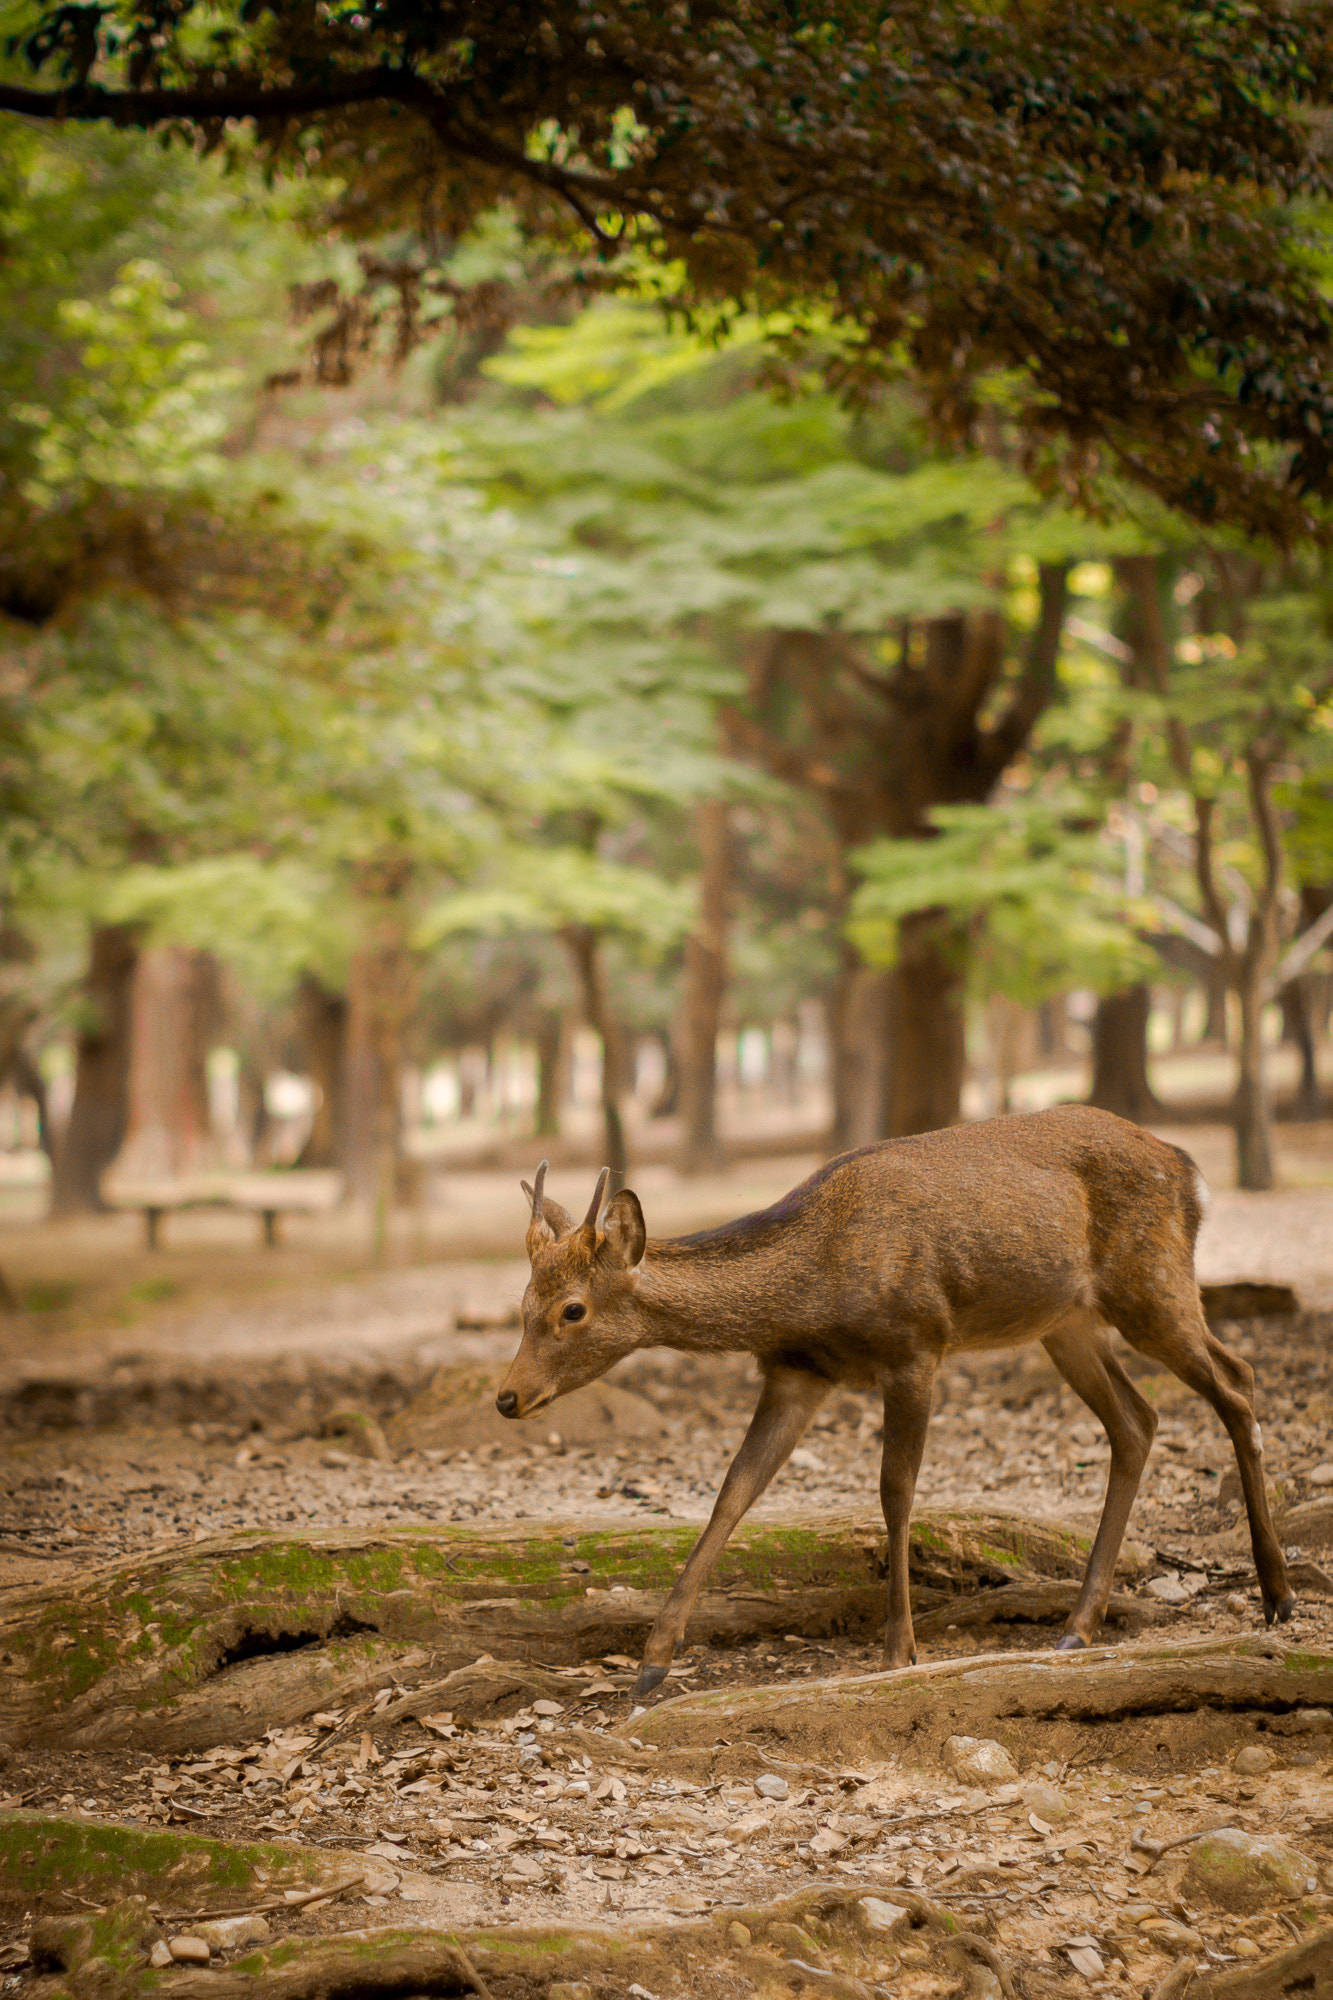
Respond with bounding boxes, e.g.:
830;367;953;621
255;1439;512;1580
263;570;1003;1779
4;4;1333;541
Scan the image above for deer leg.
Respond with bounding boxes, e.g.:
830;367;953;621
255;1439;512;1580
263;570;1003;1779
630;1362;831;1705
1042;1319;1157;1650
1117;1298;1292;1625
878;1361;936;1669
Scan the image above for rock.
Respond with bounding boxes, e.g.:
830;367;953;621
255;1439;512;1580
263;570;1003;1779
148;1941;173;1969
1309;1464;1333;1487
943;1736;1019;1786
1185;1828;1314;1911
728;1922;752;1948
167;1935;211;1964
1146;1573;1191;1604
195;1915;272;1951
1233;1745;1275;1775
320;1407;392;1462
1233;1939;1260;1958
755;1773;789;1800
858;1897;911;1936
729;1809;773;1841
789;1447;825;1472
1291;1708;1333;1733
1139;1917;1204;1954
385;1366;666;1456
1022;1781;1070;1822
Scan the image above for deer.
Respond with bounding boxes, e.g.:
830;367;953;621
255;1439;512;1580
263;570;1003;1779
496;1104;1293;1705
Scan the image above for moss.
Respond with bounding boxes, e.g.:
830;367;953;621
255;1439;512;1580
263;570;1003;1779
1281;1652;1333;1673
0;1813;322;1904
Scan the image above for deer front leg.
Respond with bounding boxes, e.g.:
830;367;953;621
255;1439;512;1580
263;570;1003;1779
631;1362;831;1705
878;1362;936;1669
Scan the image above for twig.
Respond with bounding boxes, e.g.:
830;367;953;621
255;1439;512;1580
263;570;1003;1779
444;1938;494;2000
1131;1825;1238;1872
156;1873;365;1923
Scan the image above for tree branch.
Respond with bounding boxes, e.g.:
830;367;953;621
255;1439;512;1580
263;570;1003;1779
1193;794;1232;958
977;562;1070;783
1264;896;1333;999
1152;895;1223;959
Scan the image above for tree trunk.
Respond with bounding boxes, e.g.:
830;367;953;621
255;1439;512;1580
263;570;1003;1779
114;948;221;1179
1087;984;1163;1123
563;924;629;1185
1279;975;1322;1121
294;973;347;1169
881;913;968;1138
827;942;889;1153
1234;967;1276;1190
342;937;417;1252
532;1007;569;1138
677;799;731;1176
50;925;138;1215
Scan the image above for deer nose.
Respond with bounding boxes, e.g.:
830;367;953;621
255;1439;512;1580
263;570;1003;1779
495;1390;519;1418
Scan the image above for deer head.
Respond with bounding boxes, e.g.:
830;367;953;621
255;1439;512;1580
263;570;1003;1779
495;1162;647;1419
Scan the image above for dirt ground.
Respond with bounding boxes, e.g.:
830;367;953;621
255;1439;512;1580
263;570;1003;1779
3;1127;1333;1996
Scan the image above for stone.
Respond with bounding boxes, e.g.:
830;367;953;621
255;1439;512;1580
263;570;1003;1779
728;1922;752;1948
1233;1745;1275;1775
755;1773;789;1800
1139;1917;1204;1954
167;1936;211;1965
1184;1829;1314;1911
1233;1939;1260;1959
148;1942;173;1969
196;1915;271;1952
858;1897;911;1936
1145;1573;1191;1604
942;1736;1019;1786
1022;1781;1070;1821
1291;1708;1333;1733
729;1809;773;1841
1309;1463;1333;1487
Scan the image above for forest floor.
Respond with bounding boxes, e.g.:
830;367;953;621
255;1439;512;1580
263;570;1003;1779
3;1118;1333;1998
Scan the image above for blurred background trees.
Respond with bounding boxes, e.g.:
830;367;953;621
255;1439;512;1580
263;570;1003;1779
2;62;1333;1242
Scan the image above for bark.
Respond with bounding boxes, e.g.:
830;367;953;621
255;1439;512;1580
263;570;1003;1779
1280;974;1322;1120
50;924;138;1215
532;1006;567;1138
882;911;968;1137
115;947;222;1178
827;943;889;1153
677;798;731;1175
1234;955;1276;1191
341;880;418;1250
0;1508;1095;1752
1087;984;1164;1123
294;973;347;1169
562;923;629;1185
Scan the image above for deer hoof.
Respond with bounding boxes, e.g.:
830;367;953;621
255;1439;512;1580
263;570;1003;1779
632;1661;670;1703
1055;1633;1087;1652
1264;1593;1296;1627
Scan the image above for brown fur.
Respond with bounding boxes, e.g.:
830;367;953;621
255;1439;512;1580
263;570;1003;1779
499;1106;1292;1702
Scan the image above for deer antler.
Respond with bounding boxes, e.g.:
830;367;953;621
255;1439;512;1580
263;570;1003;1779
582;1166;610;1231
521;1162;549;1220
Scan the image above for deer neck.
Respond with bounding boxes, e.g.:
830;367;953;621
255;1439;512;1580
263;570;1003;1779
632;1228;794;1354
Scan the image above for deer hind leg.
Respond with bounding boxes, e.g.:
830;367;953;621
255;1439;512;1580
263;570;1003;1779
630;1361;831;1706
878;1359;936;1670
1042;1315;1157;1650
1114;1289;1292;1626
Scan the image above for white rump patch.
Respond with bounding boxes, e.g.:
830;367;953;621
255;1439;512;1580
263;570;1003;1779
1193;1167;1212;1217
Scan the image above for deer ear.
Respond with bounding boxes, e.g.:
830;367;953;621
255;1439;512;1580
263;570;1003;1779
600;1189;646;1271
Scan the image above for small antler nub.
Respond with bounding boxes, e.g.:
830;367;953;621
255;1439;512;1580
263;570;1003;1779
583;1165;610;1230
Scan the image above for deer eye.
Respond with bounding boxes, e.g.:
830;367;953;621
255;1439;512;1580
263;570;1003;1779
561;1302;586;1323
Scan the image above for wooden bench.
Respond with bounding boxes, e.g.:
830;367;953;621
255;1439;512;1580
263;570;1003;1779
108;1172;343;1250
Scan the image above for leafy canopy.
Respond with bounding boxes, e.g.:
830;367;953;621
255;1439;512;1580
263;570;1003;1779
3;3;1333;537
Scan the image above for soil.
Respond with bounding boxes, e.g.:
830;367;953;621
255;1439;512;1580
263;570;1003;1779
3;1151;1333;1996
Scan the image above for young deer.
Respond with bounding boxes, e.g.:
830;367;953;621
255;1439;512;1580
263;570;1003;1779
496;1105;1292;1704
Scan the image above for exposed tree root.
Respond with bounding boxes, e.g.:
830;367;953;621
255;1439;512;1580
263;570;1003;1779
913;1579;1163;1640
636;1634;1333;1775
0;1507;1098;1751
